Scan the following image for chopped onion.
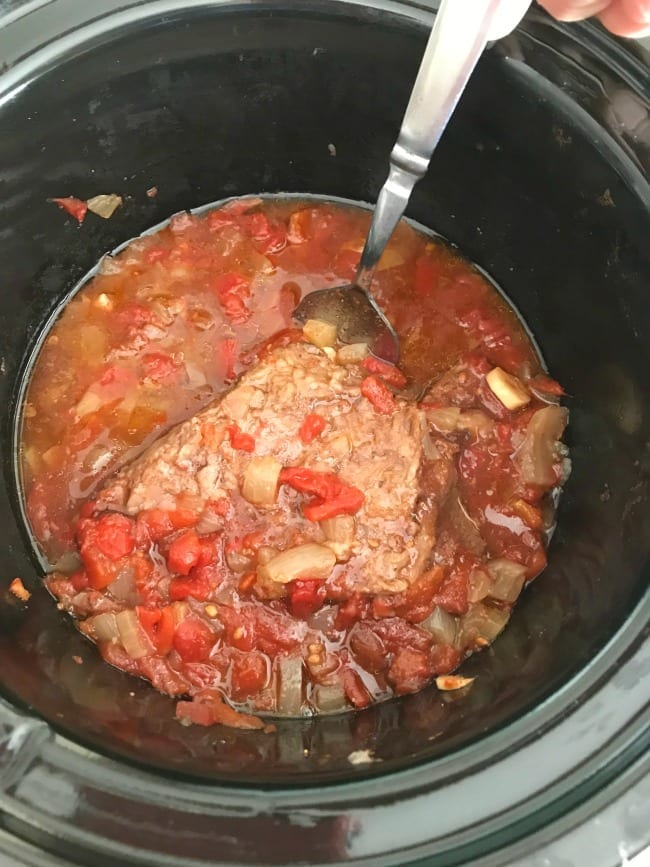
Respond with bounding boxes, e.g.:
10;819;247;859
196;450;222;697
303;319;337;348
420;606;457;645
425;406;461;433
420;417;441;460
436;675;475;691
242;456;282;506
457;410;493;437
312;682;347;713
88;612;120;643
485;367;531;410
171;601;190;624
51;551;82;572
226;549;253;573
336;343;368;364
86;193;123;219
75;389;103;418
468;568;492;603
487;559;527;603
115;609;151;659
515;406;568;485
320;515;355;561
258;543;336;585
459;603;510;646
277;655;303;715
377;247;405;271
107;565;137;603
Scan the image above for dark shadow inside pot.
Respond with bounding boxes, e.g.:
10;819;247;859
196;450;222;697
0;2;648;785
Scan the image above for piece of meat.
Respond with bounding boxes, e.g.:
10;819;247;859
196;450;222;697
95;343;446;595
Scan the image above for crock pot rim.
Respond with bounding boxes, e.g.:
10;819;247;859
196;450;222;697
0;1;648;864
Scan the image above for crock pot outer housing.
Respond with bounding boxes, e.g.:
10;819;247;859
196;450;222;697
0;1;648;865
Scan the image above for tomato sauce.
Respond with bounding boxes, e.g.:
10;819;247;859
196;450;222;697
19;197;569;725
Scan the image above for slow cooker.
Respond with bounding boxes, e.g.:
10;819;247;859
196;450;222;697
0;1;648;864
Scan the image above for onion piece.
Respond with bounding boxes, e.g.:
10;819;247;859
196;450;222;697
312;682;347;713
115;609;151;658
241;456;282;506
86;194;123;219
486;367;531;411
459;603;510;647
320;515;355;561
468;568;492;603
425;406;461;433
436;675;474;691
420;606;457;645
515;405;568;485
171;601;190;624
336;343;369;364
303;319;337;348
486;559;527;602
107;565;137;603
226;549;253;573
88;612;120;643
277;655;303;715
258;543;336;585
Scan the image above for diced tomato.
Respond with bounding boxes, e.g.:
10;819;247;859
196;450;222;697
168;568;212;602
334;594;369;630
50;196;88;223
138;509;174;542
362;357;407;389
414;253;441;297
429;644;461;675
302;487;365;522
288;579;326;619
137;606;176;655
93;513;135;561
226;423;255;452
298;413;327;444
221;292;252;324
80;544;117;590
349;623;387;673
279;467;340;500
371;617;432;654
212;272;251;300
230;653;268;700
198;535;221;567
216;338;238;382
175;689;264;729
431;568;469;616
361;375;396;414
167;530;202;575
279;467;364;521
168;509;198;530
388;647;432;695
172;618;215;662
69;570;89;591
142;352;184;385
341;668;371;708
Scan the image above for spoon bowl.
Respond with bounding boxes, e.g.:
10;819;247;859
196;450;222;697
294;283;400;364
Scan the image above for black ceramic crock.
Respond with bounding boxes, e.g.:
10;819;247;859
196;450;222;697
0;1;648;864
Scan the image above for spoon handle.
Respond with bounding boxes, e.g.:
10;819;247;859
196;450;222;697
356;0;530;292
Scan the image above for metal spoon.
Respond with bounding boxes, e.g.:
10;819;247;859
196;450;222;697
295;0;531;364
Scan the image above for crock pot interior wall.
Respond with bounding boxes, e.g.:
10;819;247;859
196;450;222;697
0;3;648;784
